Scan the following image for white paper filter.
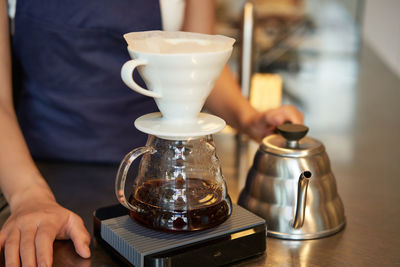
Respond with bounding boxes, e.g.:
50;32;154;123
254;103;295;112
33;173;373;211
124;31;235;54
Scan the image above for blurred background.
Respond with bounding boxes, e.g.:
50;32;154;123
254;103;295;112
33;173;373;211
212;0;400;200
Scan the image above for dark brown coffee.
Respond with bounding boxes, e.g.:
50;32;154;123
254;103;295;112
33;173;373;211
128;178;231;232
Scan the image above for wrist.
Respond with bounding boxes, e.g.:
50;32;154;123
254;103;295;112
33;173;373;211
8;178;55;212
237;105;260;134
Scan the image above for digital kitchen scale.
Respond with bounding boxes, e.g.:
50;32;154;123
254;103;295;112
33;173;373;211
94;204;266;267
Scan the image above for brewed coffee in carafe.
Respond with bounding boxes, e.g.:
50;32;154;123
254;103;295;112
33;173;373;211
117;135;231;231
115;31;235;232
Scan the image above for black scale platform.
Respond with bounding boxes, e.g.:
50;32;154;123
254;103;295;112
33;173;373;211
94;204;266;267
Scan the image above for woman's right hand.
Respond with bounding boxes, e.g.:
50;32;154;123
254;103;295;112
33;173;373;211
0;192;91;267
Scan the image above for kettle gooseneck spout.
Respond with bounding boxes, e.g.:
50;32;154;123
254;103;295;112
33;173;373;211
292;171;312;229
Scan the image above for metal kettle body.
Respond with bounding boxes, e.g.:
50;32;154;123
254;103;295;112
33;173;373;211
238;124;346;240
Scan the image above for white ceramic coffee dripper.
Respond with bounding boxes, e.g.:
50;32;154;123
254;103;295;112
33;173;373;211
121;31;235;139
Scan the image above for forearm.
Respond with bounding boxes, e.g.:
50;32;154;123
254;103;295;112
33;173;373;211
182;0;260;133
0;0;54;211
182;0;216;34
0;108;55;208
205;66;259;133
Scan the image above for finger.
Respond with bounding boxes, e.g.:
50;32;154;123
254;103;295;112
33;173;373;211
35;223;57;267
66;215;91;258
265;111;286;127
4;228;21;267
19;225;37;267
282;105;304;124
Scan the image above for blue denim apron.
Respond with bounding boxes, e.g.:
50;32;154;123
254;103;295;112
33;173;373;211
13;0;161;163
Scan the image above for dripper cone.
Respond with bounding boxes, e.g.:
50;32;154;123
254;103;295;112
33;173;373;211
121;31;235;123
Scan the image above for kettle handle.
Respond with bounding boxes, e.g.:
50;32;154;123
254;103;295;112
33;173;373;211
115;146;156;212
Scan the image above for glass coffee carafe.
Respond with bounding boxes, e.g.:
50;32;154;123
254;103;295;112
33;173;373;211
115;134;232;232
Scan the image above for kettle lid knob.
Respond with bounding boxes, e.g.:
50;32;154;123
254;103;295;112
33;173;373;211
261;123;324;156
277;123;309;141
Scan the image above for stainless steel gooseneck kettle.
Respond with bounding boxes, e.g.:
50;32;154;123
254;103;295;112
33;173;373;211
238;123;346;240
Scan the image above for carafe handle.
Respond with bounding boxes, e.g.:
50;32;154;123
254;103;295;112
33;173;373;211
121;59;162;98
115;146;156;211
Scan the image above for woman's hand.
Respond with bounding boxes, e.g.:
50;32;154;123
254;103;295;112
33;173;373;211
242;105;304;142
0;193;91;267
